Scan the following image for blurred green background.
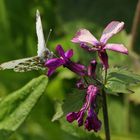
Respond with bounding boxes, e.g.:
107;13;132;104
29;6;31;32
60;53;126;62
0;0;140;140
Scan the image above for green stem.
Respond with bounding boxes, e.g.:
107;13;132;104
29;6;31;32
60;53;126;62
83;76;89;85
102;69;111;140
102;89;110;140
104;69;107;84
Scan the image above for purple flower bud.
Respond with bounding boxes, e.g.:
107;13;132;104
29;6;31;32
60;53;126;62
98;50;109;70
87;60;97;78
77;110;85;126
66;112;78;123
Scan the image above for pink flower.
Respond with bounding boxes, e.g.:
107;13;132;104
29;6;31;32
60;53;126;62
72;21;128;70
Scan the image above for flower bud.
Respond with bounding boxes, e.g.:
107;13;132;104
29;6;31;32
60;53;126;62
88;60;97;78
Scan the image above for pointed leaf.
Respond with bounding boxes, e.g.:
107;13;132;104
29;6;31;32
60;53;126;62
105;67;140;94
0;75;48;137
107;67;140;84
52;102;64;122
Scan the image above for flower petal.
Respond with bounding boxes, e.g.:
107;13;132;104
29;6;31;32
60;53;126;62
66;112;78;123
77;111;85;126
65;49;73;58
98;51;109;70
47;68;56;77
93;115;102;132
45;58;64;68
71;29;99;46
87;85;99;105
45;58;65;76
65;61;86;76
85;110;101;132
56;45;65;58
100;21;124;44
104;43;128;54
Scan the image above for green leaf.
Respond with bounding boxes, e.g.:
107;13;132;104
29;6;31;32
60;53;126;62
0;75;48;138
62;91;85;115
52;91;85;121
52;102;64;122
107;67;140;85
60;118;102;140
105;67;140;94
105;79;132;94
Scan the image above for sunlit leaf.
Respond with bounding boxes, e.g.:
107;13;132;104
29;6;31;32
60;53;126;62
52;102;63;122
0;75;48;138
105;67;140;94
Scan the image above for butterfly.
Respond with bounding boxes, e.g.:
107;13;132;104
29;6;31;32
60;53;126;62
0;10;53;72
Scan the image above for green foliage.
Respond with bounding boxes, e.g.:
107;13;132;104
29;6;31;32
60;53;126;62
52;90;85;121
52;102;64;122
0;0;140;139
59;118;102;140
0;75;48;139
105;67;140;94
62;91;85;114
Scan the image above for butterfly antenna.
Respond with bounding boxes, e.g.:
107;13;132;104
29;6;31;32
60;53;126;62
46;28;52;45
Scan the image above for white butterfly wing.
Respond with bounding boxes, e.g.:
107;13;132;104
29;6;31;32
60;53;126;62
0;10;52;73
0;57;33;70
36;10;47;57
0;57;45;72
36;10;53;60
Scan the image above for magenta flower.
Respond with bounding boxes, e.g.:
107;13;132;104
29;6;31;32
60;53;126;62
71;21;128;69
66;85;101;132
45;45;86;76
66;104;86;126
85;108;101;132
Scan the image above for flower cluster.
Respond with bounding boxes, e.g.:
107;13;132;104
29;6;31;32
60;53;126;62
66;84;101;131
45;21;128;132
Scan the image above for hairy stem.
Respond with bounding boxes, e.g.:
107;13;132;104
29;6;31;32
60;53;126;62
102;69;111;140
